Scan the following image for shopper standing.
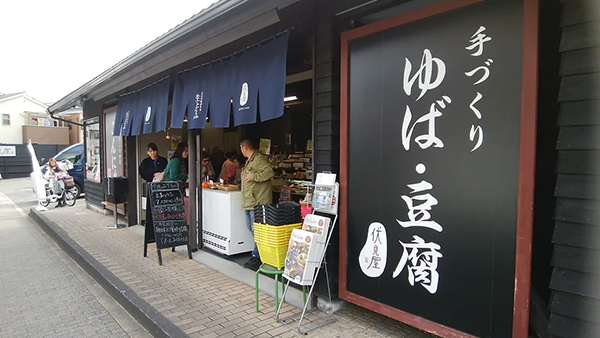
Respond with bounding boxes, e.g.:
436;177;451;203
139;143;167;182
240;139;274;270
201;151;215;181
218;151;235;181
210;146;225;179
163;142;189;183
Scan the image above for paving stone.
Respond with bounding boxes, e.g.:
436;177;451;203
0;195;130;338
29;196;436;338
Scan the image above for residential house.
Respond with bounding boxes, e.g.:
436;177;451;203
0;92;69;144
56;106;84;144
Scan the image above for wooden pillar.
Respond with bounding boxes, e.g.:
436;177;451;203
188;129;199;251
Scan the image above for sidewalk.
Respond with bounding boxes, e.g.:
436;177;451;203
29;203;434;338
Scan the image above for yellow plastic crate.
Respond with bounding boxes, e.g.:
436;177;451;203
254;223;301;246
257;242;289;269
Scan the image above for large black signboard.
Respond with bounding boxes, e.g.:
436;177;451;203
340;0;538;337
144;182;192;265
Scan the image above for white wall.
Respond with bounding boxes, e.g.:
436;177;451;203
0;95;47;144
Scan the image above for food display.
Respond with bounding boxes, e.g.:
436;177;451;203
284;229;317;285
271;179;313;197
301;214;330;237
270;151;313;181
284;214;331;285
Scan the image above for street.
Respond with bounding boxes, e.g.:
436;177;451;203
0;177;151;338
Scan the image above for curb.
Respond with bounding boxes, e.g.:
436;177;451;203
29;207;189;338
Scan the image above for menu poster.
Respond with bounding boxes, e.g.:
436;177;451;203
171;136;181;149
144;181;192;265
259;138;271;155
284;229;321;286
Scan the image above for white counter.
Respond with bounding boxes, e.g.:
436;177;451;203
201;189;254;255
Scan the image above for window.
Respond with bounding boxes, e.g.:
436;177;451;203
56;152;83;165
2;114;9;126
85;120;101;182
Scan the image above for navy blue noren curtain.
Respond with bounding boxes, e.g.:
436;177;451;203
129;92;145;136
186;68;210;129
114;94;131;136
173;31;290;131
114;78;170;136
207;61;233;128
120;94;135;136
170;72;187;129
143;79;170;133
231;49;260;126
257;32;289;123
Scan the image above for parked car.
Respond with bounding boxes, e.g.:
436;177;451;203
32;143;84;198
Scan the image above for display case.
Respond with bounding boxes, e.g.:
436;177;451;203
201;189;255;255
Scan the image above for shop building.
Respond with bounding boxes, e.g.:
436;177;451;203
48;0;599;337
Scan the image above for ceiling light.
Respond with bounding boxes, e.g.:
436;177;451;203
284;96;298;102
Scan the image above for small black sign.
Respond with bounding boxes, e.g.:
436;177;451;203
144;182;191;265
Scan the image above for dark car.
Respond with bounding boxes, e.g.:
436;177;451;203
38;143;85;198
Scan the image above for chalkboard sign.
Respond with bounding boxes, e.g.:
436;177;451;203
340;0;537;337
144;182;191;265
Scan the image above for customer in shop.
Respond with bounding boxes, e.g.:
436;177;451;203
226;154;246;185
240;139;274;270
210;146;225;178
139;143;167;183
218;151;235;181
163;142;188;183
201;151;215;181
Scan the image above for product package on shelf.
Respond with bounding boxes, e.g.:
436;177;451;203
312;172;339;214
301;214;331;260
302;214;331;236
283;229;324;286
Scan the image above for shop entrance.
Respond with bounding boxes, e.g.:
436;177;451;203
197;77;313;263
137;122;188;227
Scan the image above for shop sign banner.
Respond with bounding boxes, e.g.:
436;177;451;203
340;0;538;337
0;146;16;157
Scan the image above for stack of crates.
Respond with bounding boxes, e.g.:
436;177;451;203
253;202;301;225
254;222;302;269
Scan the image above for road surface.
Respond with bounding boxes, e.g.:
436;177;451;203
0;177;151;338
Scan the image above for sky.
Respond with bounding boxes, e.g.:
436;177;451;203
0;0;218;104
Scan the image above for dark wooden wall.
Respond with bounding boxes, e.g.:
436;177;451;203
312;16;342;298
85;180;104;210
531;0;562;312
548;0;600;337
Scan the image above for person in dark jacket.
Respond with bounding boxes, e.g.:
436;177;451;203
139;143;167;182
209;146;225;179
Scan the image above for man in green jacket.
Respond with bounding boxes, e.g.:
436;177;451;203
240;139;274;270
